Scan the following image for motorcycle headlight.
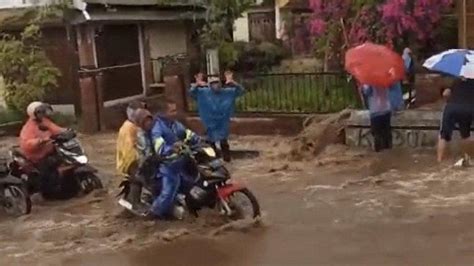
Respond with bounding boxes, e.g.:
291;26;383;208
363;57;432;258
202;147;216;158
75;155;88;164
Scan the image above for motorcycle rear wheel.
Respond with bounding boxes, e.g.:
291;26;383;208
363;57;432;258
2;185;32;217
227;188;260;220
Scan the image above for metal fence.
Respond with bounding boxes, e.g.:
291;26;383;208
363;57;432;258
188;72;361;114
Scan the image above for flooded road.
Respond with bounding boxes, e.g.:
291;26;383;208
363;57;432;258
1;134;474;265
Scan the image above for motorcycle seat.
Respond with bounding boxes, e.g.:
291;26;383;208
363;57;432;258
10;146;36;168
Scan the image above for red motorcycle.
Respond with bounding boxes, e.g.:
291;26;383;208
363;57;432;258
118;143;261;220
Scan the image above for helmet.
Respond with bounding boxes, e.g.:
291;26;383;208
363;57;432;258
26;101;53;120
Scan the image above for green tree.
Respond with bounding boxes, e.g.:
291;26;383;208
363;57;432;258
0;7;61;112
201;0;254;48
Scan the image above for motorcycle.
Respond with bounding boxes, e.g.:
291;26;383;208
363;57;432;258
9;129;103;200
0;157;31;216
118;143;261;220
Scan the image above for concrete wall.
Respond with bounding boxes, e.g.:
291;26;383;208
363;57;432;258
345;110;455;149
233;12;250;42
147;22;187;59
186;115;305;136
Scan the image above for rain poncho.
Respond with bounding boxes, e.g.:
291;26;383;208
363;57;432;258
150;116;199;217
388;82;404;112
151;116;199;158
116;120;139;176
361;85;391;118
116;106;152;176
190;84;244;142
19;118;64;163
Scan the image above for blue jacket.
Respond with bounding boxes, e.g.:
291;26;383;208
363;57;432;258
388;82;404;112
150;116;199;158
190;83;244;142
361;85;391;118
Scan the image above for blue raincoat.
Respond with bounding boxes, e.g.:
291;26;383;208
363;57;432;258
190;84;244;142
361;85;391;118
388;82;404;112
150;116;199;217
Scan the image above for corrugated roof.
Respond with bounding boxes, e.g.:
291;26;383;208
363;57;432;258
82;0;206;7
68;9;205;24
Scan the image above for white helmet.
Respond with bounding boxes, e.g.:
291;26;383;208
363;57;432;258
26;101;53;120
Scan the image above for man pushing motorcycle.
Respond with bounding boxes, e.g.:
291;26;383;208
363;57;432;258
19;101;66;198
149;99;200;219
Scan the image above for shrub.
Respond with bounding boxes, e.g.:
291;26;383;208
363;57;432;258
218;41;241;69
219;41;286;72
0;24;60;113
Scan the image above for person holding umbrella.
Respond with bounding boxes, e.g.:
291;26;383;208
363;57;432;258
345;43;405;152
360;84;393;151
423;49;474;163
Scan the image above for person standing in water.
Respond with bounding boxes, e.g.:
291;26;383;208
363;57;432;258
190;70;245;162
437;78;474;163
361;84;393;152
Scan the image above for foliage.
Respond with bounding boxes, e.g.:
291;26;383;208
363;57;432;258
200;0;254;48
380;0;453;44
0;109;23;124
219;42;241;69
308;0;454;64
0;9;61;113
0;108;76;126
219;41;287;72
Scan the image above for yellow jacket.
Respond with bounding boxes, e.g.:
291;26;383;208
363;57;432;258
116;120;139;176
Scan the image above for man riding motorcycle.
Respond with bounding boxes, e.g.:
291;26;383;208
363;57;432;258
19;101;66;198
150;99;200;218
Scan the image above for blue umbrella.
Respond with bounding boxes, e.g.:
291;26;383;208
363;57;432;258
423;49;474;79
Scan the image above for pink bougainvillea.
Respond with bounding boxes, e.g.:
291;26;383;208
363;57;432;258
380;0;453;42
308;0;453;50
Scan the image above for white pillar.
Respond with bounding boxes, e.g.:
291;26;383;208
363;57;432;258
275;2;281;39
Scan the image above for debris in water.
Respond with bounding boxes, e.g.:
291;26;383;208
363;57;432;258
156;229;190;242
209;218;262;237
289;109;352;161
268;164;289;173
341;176;386;188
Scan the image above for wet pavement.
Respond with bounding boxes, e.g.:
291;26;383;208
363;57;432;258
1;134;474;265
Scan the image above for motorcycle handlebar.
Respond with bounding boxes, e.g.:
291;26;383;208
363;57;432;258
162;142;210;162
51;129;76;143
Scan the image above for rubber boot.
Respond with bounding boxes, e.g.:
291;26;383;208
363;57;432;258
221;140;231;162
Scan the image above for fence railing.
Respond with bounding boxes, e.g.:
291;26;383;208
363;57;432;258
188;72;361;114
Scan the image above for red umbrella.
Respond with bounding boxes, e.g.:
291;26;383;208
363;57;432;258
345;42;405;88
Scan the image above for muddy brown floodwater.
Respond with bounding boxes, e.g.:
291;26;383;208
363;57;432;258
1;133;474;266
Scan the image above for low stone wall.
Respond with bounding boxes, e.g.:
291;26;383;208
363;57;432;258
0;121;23;137
346;110;442;148
345;110;470;149
186;115;305;136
